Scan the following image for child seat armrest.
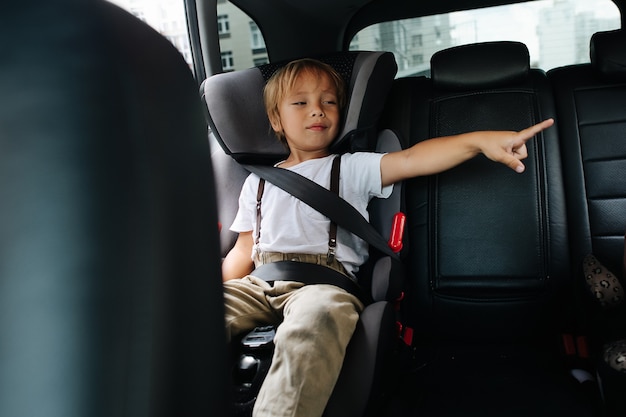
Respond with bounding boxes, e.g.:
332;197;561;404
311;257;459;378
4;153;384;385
371;256;405;302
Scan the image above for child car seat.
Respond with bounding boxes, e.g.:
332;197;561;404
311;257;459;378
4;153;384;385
201;51;405;417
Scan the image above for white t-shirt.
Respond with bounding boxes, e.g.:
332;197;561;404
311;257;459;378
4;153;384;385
230;152;393;277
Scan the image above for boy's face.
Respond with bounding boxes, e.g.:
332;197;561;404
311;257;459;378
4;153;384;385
271;71;340;156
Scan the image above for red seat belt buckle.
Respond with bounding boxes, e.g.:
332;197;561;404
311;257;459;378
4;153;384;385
388;212;406;253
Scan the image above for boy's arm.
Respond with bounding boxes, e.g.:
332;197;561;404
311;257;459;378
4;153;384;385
222;231;255;282
380;118;554;186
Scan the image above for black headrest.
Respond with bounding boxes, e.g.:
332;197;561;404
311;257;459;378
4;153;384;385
591;30;626;83
431;41;530;91
201;51;397;164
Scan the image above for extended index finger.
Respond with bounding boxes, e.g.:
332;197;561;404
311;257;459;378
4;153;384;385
519;118;554;141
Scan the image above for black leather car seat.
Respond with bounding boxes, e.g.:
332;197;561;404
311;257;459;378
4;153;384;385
550;29;626;293
0;1;227;416
201;51;405;417
386;40;567;344
549;29;626;416
380;41;600;416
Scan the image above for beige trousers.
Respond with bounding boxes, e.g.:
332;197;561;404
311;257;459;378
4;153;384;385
224;272;363;417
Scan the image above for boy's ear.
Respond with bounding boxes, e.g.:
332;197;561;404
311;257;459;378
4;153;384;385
269;116;282;135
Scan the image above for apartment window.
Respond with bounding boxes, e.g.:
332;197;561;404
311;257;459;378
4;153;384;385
221;51;234;71
217;0;268;71
218;14;230;36
412;54;424;65
250;21;266;54
412;34;423;47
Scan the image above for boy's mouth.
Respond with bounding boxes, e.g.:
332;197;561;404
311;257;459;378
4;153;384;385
307;123;327;131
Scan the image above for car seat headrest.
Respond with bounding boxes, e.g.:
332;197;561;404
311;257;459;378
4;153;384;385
201;51;397;164
591;30;626;83
431;41;529;91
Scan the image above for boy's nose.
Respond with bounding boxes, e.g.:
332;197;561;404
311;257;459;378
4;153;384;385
311;106;325;117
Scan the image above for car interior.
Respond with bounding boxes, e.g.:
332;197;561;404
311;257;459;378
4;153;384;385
2;0;626;416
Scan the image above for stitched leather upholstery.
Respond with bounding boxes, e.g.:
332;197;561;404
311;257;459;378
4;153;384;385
550;30;626;414
550;30;626;277
379;41;599;417
388;41;565;341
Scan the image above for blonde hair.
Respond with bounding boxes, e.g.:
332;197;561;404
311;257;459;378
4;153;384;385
263;58;346;145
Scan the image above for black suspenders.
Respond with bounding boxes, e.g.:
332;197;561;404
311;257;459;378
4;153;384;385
255;155;341;264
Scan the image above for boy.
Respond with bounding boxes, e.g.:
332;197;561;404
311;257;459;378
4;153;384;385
222;58;554;417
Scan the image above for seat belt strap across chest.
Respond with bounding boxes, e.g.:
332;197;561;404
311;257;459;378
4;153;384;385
244;158;398;259
255;156;341;265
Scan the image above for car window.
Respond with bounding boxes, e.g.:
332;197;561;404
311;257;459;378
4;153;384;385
109;0;268;72
215;0;269;71
349;0;620;77
107;0;193;68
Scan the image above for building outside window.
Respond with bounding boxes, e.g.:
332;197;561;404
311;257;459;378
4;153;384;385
221;51;235;71
250;21;266;54
218;14;230;37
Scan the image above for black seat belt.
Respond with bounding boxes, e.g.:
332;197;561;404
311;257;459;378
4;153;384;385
243;162;399;259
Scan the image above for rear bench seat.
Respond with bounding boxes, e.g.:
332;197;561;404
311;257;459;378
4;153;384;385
549;29;626;298
549;29;626;415
380;41;602;416
383;40;568;342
